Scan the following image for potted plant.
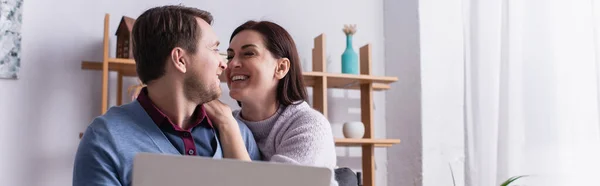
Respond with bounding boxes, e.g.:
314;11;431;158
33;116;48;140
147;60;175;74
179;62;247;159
449;164;527;186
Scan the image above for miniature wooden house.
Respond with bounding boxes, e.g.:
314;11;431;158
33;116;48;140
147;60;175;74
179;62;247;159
115;16;135;59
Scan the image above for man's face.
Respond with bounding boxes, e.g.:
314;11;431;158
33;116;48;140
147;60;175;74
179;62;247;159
183;18;227;104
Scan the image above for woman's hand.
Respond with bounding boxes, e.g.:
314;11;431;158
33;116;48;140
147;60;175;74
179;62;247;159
204;99;236;129
204;99;251;161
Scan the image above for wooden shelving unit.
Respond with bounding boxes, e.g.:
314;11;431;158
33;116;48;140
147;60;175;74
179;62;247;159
307;34;400;186
81;13;400;186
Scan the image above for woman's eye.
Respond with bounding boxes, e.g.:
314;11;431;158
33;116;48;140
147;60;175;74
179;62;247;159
244;52;255;56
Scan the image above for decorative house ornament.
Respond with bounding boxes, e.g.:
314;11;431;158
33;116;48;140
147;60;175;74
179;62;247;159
115;16;135;59
341;24;358;74
343;121;365;139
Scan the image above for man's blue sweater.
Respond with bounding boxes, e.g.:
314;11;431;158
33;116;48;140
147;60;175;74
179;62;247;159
72;100;261;186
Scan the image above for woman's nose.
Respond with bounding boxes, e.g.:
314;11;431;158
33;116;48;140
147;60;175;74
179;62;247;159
229;57;241;68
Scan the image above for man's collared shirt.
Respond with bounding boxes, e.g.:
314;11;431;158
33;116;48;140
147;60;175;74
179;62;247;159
136;87;217;156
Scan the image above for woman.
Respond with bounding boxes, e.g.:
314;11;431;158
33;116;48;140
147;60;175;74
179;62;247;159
205;20;338;185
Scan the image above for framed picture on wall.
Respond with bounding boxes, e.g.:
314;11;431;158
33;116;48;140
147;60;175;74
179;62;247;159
0;0;23;79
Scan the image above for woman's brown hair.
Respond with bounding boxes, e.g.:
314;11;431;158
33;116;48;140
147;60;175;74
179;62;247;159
230;21;308;106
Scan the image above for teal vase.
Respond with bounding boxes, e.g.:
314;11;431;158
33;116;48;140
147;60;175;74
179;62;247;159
341;35;359;74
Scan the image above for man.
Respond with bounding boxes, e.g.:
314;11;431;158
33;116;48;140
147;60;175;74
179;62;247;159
73;5;261;186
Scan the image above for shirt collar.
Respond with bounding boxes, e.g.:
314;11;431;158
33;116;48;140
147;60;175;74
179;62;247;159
136;87;212;131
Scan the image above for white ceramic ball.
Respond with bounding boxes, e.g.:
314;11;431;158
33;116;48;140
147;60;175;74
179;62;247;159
343;121;365;139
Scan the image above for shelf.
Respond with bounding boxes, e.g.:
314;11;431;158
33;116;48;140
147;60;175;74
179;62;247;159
334;138;401;147
303;72;397;91
219;70;397;91
108;58;135;65
81;58;137;76
82;59;399;91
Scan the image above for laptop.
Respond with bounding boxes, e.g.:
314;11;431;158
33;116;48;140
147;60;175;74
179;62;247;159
132;153;332;186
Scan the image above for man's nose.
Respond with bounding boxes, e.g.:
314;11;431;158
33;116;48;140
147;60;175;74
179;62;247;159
219;57;227;69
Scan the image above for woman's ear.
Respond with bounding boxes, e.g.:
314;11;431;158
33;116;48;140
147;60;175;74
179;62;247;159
170;47;187;73
274;58;290;80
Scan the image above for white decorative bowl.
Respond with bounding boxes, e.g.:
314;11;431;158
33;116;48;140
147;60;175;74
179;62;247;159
342;121;365;139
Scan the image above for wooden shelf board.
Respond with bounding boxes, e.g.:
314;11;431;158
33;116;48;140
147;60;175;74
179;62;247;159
221;71;397;90
82;59;398;91
81;59;137;76
109;58;135;65
303;71;397;91
334;138;400;147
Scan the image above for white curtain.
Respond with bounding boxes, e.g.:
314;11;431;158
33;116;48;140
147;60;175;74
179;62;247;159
463;0;600;185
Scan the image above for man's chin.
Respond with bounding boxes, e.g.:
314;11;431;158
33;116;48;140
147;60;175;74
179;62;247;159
212;92;221;101
207;90;221;102
194;90;220;104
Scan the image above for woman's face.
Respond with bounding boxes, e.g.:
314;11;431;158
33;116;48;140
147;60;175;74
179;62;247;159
226;30;280;103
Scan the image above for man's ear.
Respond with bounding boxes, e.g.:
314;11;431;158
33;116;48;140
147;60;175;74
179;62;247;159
274;58;290;80
170;47;187;73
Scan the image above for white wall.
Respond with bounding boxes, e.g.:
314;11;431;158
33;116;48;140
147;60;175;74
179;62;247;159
418;0;466;185
0;0;389;185
383;0;423;185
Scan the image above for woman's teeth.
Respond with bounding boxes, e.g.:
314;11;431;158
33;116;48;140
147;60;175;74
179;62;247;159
231;75;249;82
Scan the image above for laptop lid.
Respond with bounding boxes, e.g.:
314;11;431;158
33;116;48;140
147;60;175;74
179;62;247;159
132;153;332;186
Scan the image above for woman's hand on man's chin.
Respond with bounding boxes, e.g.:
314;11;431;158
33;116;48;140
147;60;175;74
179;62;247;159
205;99;238;130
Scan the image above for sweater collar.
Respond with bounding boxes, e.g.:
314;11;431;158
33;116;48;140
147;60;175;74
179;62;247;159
235;104;286;140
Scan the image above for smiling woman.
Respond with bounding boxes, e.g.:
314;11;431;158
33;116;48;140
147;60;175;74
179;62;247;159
204;20;339;186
